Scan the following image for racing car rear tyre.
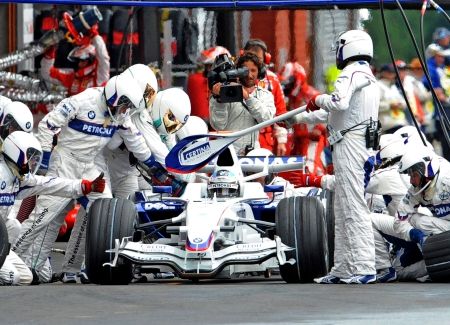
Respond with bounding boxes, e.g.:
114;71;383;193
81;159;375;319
423;230;450;282
276;196;329;283
0;217;9;269
86;198;136;285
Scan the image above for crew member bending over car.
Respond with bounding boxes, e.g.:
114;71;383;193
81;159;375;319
13;73;159;284
0;131;104;285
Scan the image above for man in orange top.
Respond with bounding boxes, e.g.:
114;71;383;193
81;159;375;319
242;39;287;155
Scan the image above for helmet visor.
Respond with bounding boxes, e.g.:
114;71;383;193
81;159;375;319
163;110;183;134
144;83;157;109
207;182;239;198
108;95;133;123
27;147;42;175
1;114;25;140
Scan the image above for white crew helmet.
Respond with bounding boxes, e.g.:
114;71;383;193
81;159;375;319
398;146;440;195
2;131;42;177
122;64;158;109
151;88;191;135
0;101;33;141
175;115;208;140
377;134;406;167
334;29;373;70
103;73;146;123
393;125;433;150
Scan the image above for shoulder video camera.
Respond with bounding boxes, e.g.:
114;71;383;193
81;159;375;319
207;54;249;103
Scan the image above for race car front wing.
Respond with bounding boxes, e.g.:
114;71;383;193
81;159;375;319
104;236;295;279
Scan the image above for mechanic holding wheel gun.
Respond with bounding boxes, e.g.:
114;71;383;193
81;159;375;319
285;30;380;284
209;52;275;156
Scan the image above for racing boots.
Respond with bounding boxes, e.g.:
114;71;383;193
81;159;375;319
314;274;341;284
376;267;397;283
340;274;376;284
61;272;77;284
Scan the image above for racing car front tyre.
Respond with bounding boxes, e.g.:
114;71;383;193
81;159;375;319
0;217;9;269
276;196;329;283
423;230;450;282
86;198;136;285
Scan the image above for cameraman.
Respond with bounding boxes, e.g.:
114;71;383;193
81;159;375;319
209;53;275;155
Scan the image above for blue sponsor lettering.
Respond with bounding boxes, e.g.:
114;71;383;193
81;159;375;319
183;143;211;160
430;203;450;218
68;118;117;138
0;193;15;206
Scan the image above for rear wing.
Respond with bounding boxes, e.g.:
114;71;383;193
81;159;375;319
198;156;305;174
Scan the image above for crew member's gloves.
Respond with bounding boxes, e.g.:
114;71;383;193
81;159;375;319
37;151;52;175
142;156;187;197
306;94;320;112
81;172;106;195
409;228;426;248
283;171;323;188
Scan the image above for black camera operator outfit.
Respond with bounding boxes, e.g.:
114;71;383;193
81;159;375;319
209;85;276;155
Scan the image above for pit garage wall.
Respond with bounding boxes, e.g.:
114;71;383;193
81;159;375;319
0;5;8;57
249;10;310;74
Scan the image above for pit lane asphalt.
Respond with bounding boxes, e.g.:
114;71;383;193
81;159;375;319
2;243;450;325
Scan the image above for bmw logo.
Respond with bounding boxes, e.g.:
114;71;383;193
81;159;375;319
0;181;5;190
440;191;450;201
192;238;203;243
88;111;96;119
25;122;31;130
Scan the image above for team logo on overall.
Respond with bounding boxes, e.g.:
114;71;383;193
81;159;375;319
25;122;31;130
88;111;96;119
439;190;450;201
0;181;5;190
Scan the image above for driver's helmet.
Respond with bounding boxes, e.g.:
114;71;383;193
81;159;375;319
2;131;42;178
207;167;240;198
0;101;33;141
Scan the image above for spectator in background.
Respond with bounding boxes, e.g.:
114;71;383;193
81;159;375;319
432;27;450;65
423;43;450;159
186;46;230;125
407;58;433;136
378;63;408;134
395;60;426;127
242;39;287;155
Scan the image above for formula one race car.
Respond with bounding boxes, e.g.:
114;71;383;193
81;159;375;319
85;145;334;284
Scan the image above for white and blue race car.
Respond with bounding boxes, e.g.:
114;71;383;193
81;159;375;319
85;142;334;284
